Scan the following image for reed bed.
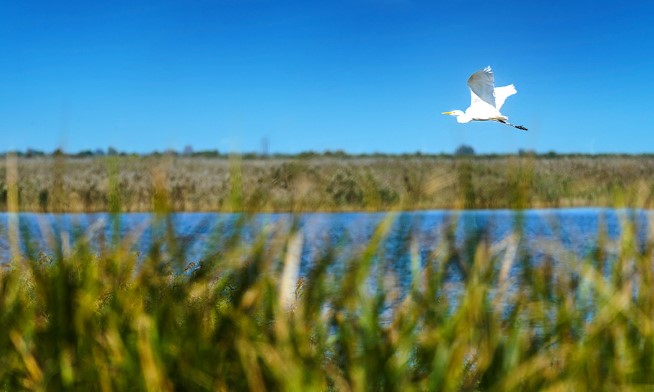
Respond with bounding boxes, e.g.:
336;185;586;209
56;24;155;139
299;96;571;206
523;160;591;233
1;154;654;390
2;154;654;212
2;208;654;391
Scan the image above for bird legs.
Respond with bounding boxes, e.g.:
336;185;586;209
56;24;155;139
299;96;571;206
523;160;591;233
497;119;528;131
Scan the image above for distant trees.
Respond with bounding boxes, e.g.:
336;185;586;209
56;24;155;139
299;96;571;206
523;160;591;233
75;150;95;158
191;149;221;157
0;146;599;159
25;148;46;158
455;145;475;156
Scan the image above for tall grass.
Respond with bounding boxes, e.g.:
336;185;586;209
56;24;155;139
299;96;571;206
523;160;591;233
2;154;654;390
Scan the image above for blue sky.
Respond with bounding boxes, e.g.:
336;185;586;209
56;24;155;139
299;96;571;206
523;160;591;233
2;0;654;154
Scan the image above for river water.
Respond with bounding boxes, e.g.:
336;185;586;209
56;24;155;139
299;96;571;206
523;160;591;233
1;208;651;266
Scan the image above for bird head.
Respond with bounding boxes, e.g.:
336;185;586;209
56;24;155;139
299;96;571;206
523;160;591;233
442;110;471;123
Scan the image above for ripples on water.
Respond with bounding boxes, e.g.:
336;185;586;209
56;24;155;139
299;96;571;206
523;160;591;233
2;208;651;271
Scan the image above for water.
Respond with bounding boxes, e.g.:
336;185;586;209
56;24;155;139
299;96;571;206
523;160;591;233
2;208;652;322
1;208;652;270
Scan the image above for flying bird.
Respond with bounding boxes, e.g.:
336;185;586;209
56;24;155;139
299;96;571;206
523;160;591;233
442;66;527;131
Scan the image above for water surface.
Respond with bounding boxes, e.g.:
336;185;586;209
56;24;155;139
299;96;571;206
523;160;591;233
1;208;651;265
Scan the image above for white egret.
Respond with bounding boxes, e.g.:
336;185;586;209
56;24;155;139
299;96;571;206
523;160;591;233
442;66;527;131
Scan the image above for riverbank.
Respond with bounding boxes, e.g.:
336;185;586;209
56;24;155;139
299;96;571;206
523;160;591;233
2;154;653;212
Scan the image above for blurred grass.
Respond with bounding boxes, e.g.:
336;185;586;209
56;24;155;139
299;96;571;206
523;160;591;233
2;154;654;212
2;153;654;390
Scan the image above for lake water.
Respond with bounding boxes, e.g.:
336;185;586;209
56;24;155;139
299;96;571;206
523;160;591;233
1;208;652;268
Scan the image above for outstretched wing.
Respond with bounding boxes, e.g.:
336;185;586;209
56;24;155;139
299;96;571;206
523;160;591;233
494;84;517;111
467;66;496;108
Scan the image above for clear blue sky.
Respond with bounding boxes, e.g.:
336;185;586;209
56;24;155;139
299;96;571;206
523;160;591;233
2;0;654;154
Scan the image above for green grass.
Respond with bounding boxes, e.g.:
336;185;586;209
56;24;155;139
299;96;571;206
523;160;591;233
2;209;654;390
2;153;654;390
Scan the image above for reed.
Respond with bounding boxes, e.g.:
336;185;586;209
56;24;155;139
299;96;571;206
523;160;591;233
2;154;654;212
1;154;654;390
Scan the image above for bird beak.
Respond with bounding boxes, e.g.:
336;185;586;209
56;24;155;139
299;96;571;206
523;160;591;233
442;111;453;115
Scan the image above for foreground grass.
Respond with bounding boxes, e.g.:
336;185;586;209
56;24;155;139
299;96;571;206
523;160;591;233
2;153;654;390
2;154;654;212
2;210;654;391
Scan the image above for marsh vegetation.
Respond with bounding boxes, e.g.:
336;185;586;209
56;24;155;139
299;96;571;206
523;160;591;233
2;153;654;390
1;154;654;213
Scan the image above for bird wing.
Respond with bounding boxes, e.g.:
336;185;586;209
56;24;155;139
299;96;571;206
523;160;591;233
494;84;517;111
467;66;496;108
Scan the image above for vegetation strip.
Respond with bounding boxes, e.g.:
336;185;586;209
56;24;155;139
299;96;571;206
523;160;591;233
2;154;654;212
